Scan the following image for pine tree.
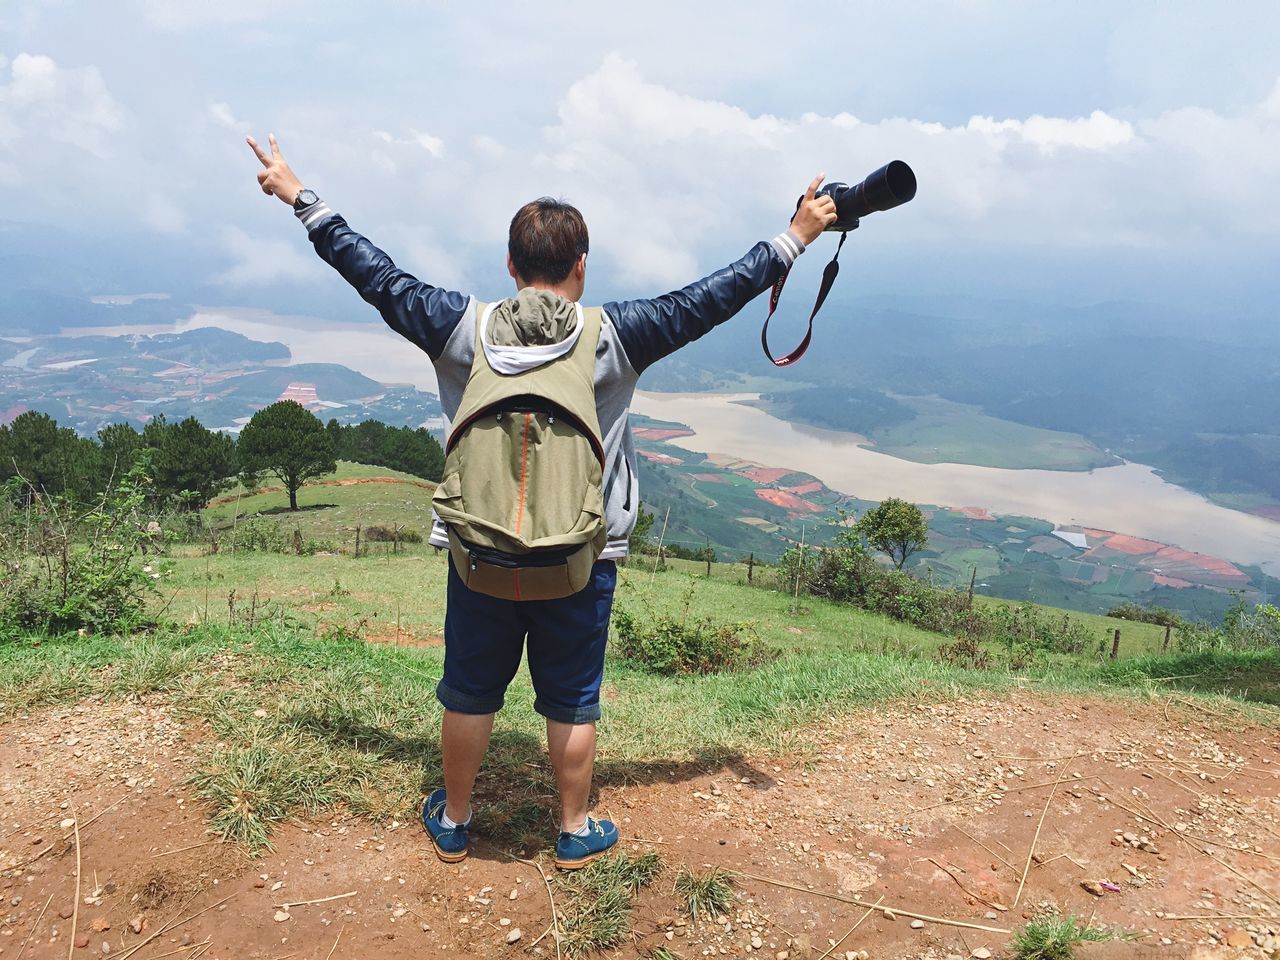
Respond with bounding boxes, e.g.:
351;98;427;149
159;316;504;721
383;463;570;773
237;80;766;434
236;401;336;510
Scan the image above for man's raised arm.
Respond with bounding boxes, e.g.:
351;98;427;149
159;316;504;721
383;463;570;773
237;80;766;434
246;134;467;362
605;174;837;374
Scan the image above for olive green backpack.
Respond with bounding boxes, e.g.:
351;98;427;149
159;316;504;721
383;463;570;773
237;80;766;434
431;299;607;600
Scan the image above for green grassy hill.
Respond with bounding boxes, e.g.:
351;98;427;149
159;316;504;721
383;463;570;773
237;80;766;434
182;464;1186;663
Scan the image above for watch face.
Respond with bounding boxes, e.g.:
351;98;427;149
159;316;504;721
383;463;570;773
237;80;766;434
296;189;318;207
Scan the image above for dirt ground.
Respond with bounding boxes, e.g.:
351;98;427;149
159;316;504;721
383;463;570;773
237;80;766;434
2;692;1277;959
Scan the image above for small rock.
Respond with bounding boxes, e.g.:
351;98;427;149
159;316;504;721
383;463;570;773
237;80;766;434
392;907;407;918
911;918;926;929
776;951;789;960
500;917;511;926
253;879;265;888
274;910;290;923
972;949;992;960
506;927;522;944
61;818;76;830
102;942;111;955
253;709;269;718
509;888;518;900
129;915;144;934
1224;929;1252;949
59;905;75;920
75;935;90;948
1080;880;1106;897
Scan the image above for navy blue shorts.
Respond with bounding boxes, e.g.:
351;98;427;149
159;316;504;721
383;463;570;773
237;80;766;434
436;556;617;724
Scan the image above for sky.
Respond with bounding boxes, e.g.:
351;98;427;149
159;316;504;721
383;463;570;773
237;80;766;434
2;0;1279;317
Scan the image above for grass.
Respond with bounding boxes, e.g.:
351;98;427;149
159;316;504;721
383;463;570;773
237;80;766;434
1010;915;1120;960
555;851;664;957
674;865;735;923
871;395;1117;472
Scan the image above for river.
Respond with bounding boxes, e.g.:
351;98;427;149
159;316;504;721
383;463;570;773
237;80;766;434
61;309;1280;574
631;392;1280;575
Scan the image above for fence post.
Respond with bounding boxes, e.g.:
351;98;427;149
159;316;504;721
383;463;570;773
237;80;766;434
704;537;712;577
747;552;754;584
1110;628;1121;660
354;525;361;558
968;565;977;606
1162;624;1171;654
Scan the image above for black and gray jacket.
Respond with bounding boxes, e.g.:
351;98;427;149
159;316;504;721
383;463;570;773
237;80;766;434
296;200;807;559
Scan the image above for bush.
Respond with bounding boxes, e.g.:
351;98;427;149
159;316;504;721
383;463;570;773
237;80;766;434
232;518;291;553
780;527;1103;661
362;525;423;544
612;585;773;675
1176;599;1280;652
0;458;163;635
1106;603;1185;628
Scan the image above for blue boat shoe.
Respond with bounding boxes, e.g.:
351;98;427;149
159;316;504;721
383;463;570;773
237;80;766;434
421;787;470;863
554;815;618;870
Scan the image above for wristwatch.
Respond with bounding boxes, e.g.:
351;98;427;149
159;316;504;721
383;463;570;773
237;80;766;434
293;188;319;210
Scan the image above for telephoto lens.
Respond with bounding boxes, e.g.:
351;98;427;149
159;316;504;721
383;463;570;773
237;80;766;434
817;160;917;232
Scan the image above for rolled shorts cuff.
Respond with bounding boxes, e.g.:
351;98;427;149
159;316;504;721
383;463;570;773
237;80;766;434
534;697;601;725
436;680;503;716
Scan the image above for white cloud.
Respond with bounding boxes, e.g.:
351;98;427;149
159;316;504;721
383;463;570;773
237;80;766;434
508;57;1280;288
208;101;246;130
214;226;322;286
373;128;447;159
0;52;124;159
133;0;311;31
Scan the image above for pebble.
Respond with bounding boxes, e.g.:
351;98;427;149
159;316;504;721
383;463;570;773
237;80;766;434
500;917;511;926
274;910;290;923
75;935;90;948
506;927;522;944
911;918;926;929
972;949;992;960
59;906;75;920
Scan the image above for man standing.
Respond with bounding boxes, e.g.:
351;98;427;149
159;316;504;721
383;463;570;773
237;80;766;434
247;133;836;867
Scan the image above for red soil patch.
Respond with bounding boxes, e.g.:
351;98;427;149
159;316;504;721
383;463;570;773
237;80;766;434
955;505;997;521
755;489;824;513
740;466;795;484
632;426;694;441
636;449;682;465
781;480;824;496
0;404;28;426
3;694;1277;959
1154;574;1195;589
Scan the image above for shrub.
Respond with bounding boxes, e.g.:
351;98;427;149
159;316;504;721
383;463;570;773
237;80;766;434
0;458;162;635
1106;603;1185;628
612;584;773;675
780;523;1103;661
362;525;423;544
231;518;290;553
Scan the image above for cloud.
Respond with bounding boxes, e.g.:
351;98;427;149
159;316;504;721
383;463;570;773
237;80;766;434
214;226;322;286
510;56;1280;288
208;101;247;130
373;129;446;159
132;0;312;31
0;52;123;159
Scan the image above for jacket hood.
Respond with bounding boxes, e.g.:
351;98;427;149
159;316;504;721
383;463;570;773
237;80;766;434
481;288;583;375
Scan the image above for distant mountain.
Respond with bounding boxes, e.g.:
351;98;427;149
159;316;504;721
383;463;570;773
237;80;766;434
0;328;442;435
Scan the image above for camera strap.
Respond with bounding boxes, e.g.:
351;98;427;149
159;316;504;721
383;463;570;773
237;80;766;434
761;230;847;367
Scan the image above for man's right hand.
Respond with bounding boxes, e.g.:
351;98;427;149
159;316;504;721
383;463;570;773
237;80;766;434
247;133;305;206
790;174;838;245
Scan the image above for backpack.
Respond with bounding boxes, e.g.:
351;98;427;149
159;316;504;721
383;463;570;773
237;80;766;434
431;294;607;600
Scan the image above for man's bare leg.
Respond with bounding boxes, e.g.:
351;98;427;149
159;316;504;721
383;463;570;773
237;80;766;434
547;719;596;831
441;709;495;824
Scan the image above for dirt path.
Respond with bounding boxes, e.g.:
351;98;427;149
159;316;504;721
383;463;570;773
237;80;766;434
2;694;1277;959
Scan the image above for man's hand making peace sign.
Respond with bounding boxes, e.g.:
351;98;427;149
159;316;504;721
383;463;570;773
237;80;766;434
247;133;305;206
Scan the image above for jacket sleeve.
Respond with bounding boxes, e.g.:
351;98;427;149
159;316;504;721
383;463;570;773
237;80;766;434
298;205;469;362
603;232;804;374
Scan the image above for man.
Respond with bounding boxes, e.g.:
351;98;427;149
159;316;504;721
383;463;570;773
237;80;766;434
247;133;836;867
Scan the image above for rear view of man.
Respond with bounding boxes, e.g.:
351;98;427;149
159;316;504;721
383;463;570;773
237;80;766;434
247;132;836;867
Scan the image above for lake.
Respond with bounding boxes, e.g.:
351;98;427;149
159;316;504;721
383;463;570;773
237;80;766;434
63;309;1280;574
